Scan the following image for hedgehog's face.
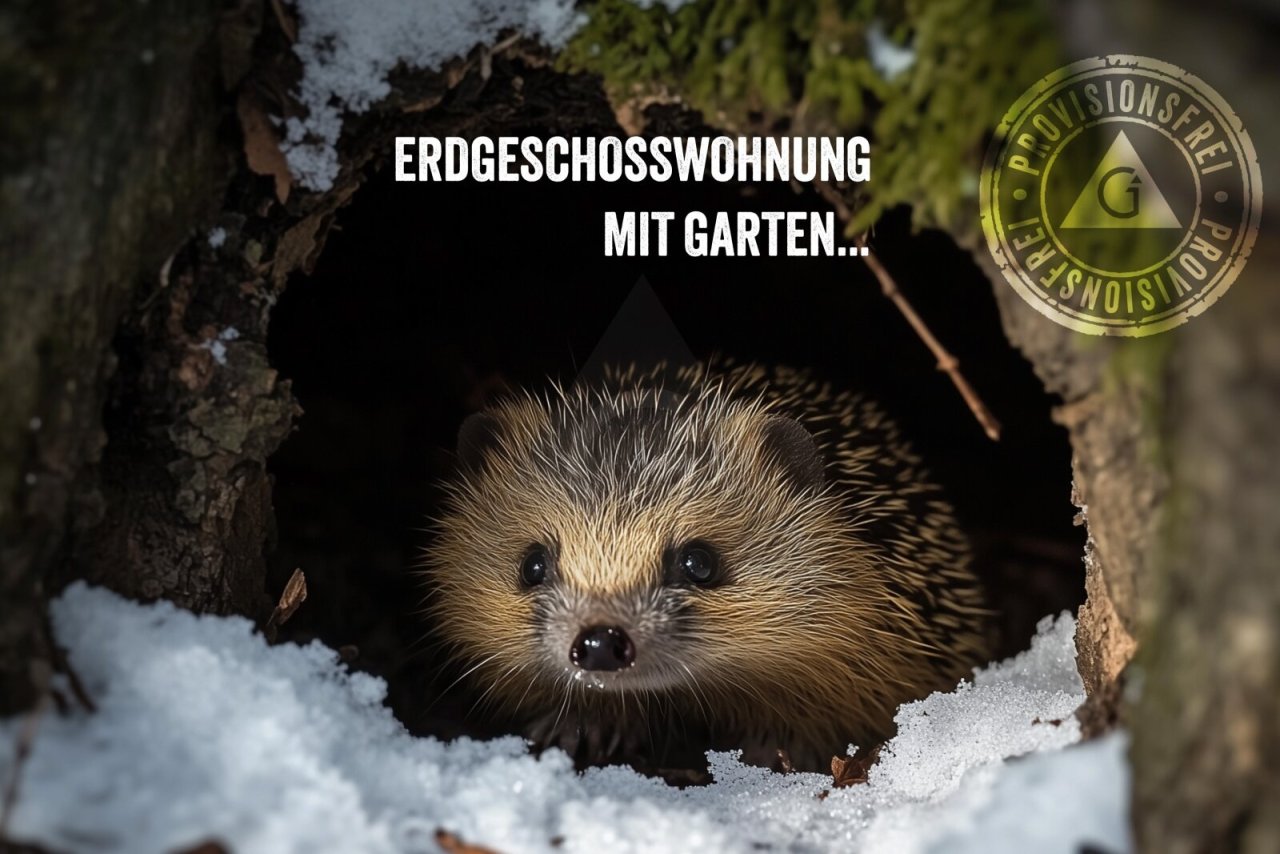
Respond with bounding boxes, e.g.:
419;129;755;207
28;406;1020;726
429;386;857;712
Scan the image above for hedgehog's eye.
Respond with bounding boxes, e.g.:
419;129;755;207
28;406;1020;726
676;541;720;586
520;547;549;587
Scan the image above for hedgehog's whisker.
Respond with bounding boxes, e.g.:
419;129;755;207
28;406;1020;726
470;661;523;717
678;661;713;723
438;651;502;699
510;668;539;717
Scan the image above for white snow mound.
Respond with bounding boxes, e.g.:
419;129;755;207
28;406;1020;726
0;586;1130;854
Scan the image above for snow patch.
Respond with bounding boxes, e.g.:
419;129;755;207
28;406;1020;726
0;586;1129;854
867;21;916;79
284;0;588;190
198;326;241;366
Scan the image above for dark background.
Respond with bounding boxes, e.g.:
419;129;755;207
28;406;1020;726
266;165;1084;739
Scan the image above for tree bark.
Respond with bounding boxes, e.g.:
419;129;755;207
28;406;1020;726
0;0;229;712
1050;4;1280;851
1128;239;1280;854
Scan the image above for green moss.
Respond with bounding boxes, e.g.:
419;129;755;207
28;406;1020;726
561;0;1061;236
1106;335;1175;469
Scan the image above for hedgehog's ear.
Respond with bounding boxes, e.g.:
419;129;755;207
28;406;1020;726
457;411;502;470
759;415;825;491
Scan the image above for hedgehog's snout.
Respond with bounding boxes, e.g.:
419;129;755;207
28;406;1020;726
570;625;635;671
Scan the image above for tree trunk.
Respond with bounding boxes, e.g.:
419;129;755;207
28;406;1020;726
0;0;229;711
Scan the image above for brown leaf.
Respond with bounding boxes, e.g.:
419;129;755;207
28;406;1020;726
435;829;502;854
237;91;292;204
171;840;230;854
831;745;881;788
609;93;673;136
402;93;446;114
265;568;307;639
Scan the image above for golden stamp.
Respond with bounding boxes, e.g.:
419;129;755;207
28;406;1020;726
980;55;1263;336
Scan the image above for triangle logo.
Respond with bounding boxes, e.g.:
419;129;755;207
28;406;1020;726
1060;130;1182;229
573;277;694;389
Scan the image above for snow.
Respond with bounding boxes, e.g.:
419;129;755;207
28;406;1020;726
0;587;1130;854
282;0;695;190
866;21;916;80
284;0;587;190
198;326;241;366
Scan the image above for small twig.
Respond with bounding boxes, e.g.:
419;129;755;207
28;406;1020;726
1;692;49;836
811;179;853;222
43;606;95;713
860;243;1002;441
489;33;523;56
269;0;298;43
811;178;1001;441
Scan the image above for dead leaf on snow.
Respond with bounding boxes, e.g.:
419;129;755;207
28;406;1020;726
172;840;231;854
435;828;503;854
831;745;881;788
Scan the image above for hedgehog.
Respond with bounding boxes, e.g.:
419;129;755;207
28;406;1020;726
426;361;992;771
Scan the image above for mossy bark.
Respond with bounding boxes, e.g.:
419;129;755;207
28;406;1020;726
1014;4;1280;850
972;251;1160;729
1131;240;1280;854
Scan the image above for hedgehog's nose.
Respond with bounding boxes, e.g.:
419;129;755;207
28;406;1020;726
570;626;635;671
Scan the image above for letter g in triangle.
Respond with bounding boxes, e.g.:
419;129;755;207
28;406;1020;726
1060;130;1183;229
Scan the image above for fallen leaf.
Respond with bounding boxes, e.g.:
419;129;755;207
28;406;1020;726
831;745;881;788
435;828;502;854
265;568;307;640
402;93;445;113
237;92;292;204
172;840;230;854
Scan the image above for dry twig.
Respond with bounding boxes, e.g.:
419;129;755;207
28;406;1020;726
1;692;49;836
269;0;297;43
813;180;1002;441
860;242;1003;441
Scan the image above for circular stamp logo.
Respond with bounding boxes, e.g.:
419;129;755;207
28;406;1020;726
980;55;1263;336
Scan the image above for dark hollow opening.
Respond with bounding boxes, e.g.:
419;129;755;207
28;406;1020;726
265;159;1085;753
